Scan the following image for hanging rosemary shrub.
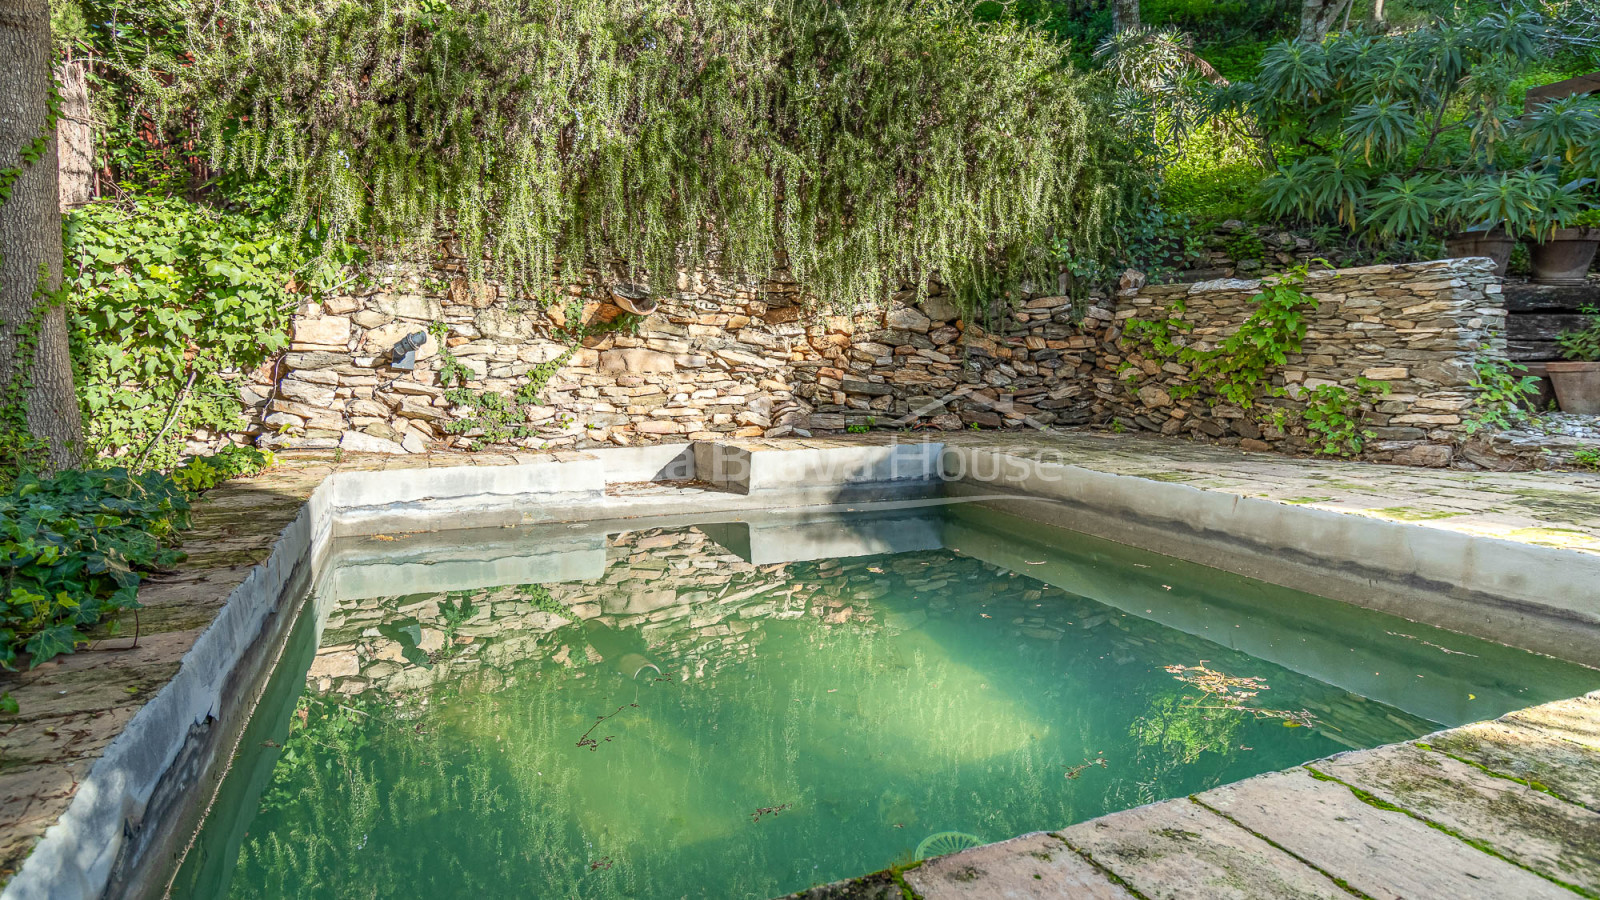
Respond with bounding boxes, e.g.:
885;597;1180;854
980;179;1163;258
155;0;1138;310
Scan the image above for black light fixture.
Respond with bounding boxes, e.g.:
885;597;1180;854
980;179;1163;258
389;331;428;371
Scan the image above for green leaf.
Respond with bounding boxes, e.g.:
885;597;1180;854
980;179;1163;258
25;625;82;668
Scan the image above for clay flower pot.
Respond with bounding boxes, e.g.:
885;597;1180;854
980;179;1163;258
1528;227;1599;286
1547;361;1600;415
1444;230;1515;276
609;283;659;316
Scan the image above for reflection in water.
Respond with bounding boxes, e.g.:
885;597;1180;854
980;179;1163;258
172;507;1600;900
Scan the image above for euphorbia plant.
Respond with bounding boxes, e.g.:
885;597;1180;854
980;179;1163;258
1206;10;1600;241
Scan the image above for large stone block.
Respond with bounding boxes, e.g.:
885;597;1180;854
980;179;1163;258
886;307;931;333
372;293;442;322
474;307;537;341
340;431;407;454
598;349;677;374
278;379;337;407
292;316;351;346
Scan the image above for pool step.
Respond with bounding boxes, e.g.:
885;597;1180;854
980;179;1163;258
692;440;944;494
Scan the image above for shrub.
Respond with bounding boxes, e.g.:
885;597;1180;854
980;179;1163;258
170;446;275;494
65;193;357;470
1206;12;1600;240
0;468;191;670
164;0;1138;313
1558;306;1600;363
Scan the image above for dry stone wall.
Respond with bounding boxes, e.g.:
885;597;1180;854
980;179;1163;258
1103;259;1507;468
244;257;1511;468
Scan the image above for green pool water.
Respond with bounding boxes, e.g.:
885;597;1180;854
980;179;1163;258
172;502;1600;900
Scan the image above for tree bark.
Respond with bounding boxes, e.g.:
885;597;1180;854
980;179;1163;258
1298;0;1355;42
0;0;85;472
1371;0;1386;26
1112;0;1140;33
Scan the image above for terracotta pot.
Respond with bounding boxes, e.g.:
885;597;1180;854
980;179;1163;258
1547;361;1600;415
1528;227;1599;286
1444;230;1515;276
609;283;659;316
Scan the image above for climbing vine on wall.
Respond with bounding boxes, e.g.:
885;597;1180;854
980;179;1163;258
0;79;68;480
1120;263;1386;456
65;194;360;469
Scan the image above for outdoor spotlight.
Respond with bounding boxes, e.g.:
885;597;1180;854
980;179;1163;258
389;331;428;371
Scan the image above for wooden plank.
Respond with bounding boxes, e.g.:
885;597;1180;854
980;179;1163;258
1508;339;1564;362
1317;743;1600;893
1526;72;1600;111
1425;719;1600;813
1197;769;1571;900
1060;798;1349;899
902;832;1133;900
1508;313;1593;342
1503;281;1600;313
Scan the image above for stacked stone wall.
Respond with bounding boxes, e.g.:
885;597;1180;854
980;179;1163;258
244;257;1513;468
1102;260;1506;468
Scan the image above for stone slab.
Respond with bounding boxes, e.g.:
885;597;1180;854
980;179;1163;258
1424;718;1600;812
1197;768;1571;900
1059;798;1348;900
901;832;1131;899
1505;693;1600;752
1314;743;1600;893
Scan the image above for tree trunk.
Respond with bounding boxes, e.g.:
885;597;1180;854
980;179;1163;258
1298;0;1355;42
1371;0;1386;26
0;0;85;472
1112;0;1140;33
56;59;92;211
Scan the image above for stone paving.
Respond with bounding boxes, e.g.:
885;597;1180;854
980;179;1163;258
794;689;1600;900
1;431;1597;890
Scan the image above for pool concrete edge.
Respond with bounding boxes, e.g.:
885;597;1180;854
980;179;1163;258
1;483;337;900
942;446;1600;666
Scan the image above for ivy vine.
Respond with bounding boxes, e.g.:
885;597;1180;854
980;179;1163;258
65;193;360;470
0;269;71;483
0;81;67;482
1120;262;1389;456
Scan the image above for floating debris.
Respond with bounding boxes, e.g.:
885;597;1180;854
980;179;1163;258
1164;663;1319;728
751;803;791;823
1063;754;1108;779
1385;631;1476;656
577;703;638;751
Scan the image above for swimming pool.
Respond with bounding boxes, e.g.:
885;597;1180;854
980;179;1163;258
168;502;1600;899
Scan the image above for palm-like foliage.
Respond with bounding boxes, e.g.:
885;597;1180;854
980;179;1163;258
1362;174;1444;240
1203;8;1595;240
1519;96;1600;165
1456;171;1586;240
1094;26;1233;150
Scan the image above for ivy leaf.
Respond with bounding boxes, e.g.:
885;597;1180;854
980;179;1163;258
25;625;82;668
